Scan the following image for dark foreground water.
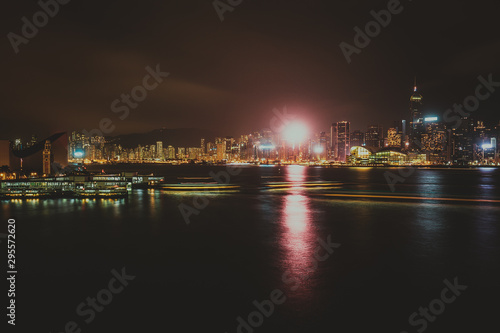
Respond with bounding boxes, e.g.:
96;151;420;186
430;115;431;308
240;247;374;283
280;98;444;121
2;166;500;332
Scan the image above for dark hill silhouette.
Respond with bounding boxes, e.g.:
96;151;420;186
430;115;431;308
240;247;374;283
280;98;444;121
108;128;216;148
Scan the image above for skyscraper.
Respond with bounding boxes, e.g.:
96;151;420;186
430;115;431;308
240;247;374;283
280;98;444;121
409;77;424;150
156;141;163;160
350;130;365;147
365;125;383;148
177;147;186;160
401;120;407;149
387;128;402;148
331;121;350;162
167;145;176;160
200;138;205;154
312;132;328;160
421;117;447;163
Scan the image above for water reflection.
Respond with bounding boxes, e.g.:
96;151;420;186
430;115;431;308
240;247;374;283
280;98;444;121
414;170;445;198
280;166;317;294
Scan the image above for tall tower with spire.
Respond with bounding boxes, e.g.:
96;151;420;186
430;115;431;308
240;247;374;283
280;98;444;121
409;77;423;150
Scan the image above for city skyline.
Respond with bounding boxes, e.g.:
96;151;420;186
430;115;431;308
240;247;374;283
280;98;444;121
4;76;499;170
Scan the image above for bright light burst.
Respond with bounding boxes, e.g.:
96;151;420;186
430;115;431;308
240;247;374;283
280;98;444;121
313;146;324;154
282;121;308;143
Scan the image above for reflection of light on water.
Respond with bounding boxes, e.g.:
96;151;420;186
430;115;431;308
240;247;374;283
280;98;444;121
280;166;316;290
286;165;307;183
479;167;496;173
282;194;313;273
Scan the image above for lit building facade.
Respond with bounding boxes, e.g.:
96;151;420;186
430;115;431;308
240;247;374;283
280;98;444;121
387;128;402;148
409;78;424;150
331;121;350;162
350;130;364;147
156;141;163;160
365;125;383;148
348;146;408;165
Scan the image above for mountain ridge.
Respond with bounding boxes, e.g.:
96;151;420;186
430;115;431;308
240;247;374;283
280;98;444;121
108;128;216;148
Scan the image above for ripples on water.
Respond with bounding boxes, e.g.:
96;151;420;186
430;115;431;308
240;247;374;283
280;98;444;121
2;166;500;332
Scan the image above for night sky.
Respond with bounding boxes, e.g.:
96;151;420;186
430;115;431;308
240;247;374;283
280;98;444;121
2;0;500;140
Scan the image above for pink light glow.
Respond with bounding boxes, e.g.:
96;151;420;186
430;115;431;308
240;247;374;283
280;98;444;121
280;166;316;293
282;121;308;143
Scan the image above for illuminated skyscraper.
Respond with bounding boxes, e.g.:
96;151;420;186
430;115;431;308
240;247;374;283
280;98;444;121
156;141;163;160
350;130;365;147
319;132;328;160
401;120;407;149
387;128;402;148
409;77;424;150
177;147;186;160
312;132;328;160
365;125;383;148
331;121;350;162
215;137;226;161
200;138;205;154
421;117;447;163
167;145;176;160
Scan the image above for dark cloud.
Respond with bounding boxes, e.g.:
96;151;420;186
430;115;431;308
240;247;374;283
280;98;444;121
1;0;499;140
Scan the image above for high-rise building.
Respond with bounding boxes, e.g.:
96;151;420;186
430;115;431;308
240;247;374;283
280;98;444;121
187;147;202;160
451;117;475;165
216;137;226;162
156;141;163;160
200;138;205;154
167;145;176;160
331;121;350;162
401;120;407;149
421;117;447;163
409;77;424;150
481;137;497;164
365;125;383;148
177;147;186;160
225;137;234;160
387;128;402;148
207;142;216;157
312;132;328;160
319;132;328;160
350;130;365;147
